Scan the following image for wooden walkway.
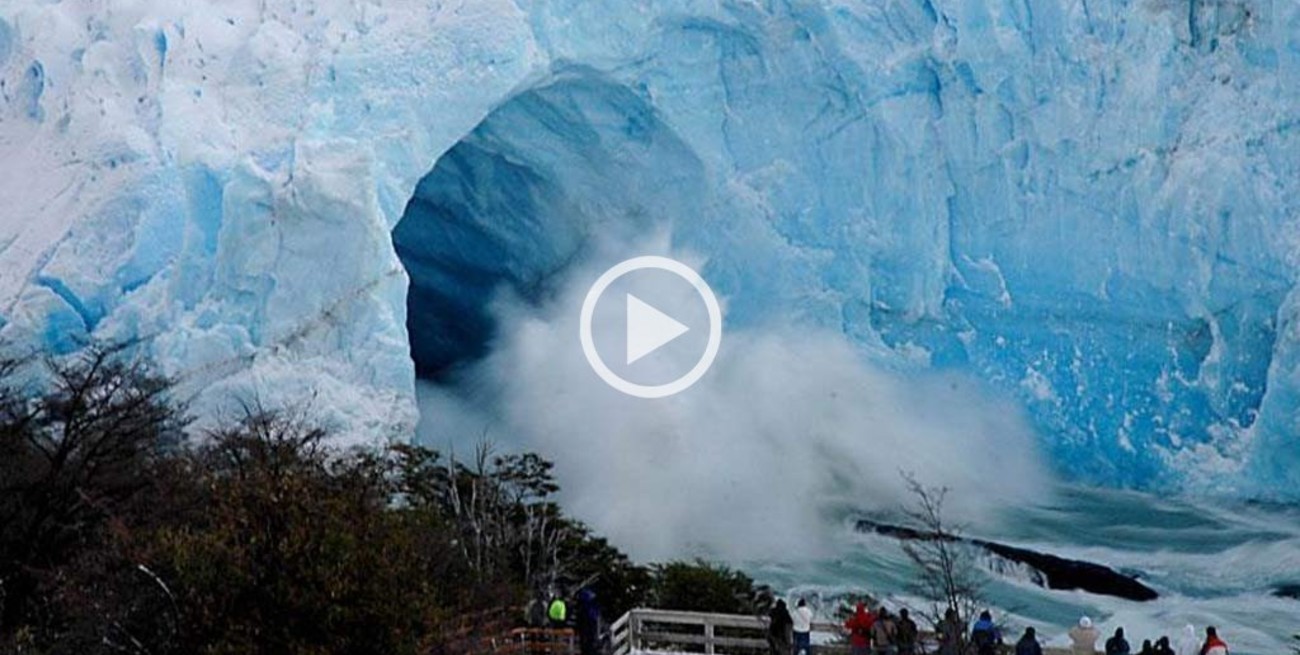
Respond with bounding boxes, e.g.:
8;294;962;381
610;608;1074;655
443;607;577;654
443;606;1074;655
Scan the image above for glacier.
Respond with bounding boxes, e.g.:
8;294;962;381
0;0;1298;498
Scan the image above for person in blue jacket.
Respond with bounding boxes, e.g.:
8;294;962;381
575;588;602;655
970;611;1002;655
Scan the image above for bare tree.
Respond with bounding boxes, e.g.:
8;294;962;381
898;471;986;654
439;440;573;590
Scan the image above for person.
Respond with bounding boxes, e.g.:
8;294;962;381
1138;639;1156;655
871;607;897;655
547;595;568;627
769;598;794;655
1106;627;1132;655
936;608;963;655
1069;616;1101;654
1016;627;1044;655
845;602;876;655
524;591;548;627
575;588;602;655
895;608;919;655
1176;625;1199;655
1154;636;1176;655
970;610;1001;655
1200;627;1228;655
792;598;814;655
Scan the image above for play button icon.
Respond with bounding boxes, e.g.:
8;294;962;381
625;294;690;365
580;256;723;399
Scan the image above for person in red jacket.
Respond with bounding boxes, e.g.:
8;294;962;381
845;602;877;655
1199;627;1228;655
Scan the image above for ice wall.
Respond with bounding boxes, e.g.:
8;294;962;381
0;0;543;437
1;0;1298;497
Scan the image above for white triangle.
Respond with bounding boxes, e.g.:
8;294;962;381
626;293;690;365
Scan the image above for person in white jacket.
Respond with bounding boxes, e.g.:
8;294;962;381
1176;625;1200;655
792;598;814;655
1069;616;1100;654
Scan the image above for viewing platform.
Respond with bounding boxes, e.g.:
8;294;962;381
453;607;1075;655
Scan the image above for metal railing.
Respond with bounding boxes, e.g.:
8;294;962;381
610;608;849;655
446;606;1077;655
608;608;1076;655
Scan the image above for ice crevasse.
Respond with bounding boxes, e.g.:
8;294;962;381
0;0;1298;499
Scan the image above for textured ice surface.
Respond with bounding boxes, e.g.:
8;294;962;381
0;0;1297;495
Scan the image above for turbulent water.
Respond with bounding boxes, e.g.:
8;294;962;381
413;232;1300;655
420;296;1300;655
744;486;1300;655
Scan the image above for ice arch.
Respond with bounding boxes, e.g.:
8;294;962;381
392;72;707;377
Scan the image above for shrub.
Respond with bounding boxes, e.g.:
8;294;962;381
647;560;767;615
0;346;657;653
0;347;184;651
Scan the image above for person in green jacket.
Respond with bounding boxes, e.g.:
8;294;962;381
548;597;568;626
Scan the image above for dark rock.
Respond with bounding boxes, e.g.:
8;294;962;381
1271;583;1300;600
855;519;1159;602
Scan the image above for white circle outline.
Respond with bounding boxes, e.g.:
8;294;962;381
579;256;722;399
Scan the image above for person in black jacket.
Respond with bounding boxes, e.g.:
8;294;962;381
768;599;794;655
1105;627;1132;655
1016;627;1044;655
1153;636;1176;655
895;608;919;655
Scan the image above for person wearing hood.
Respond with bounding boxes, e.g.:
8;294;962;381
1106;627;1132;655
1016;627;1044;655
1069;617;1101;654
575;588;602;655
1107;626;1138;652
845;602;876;655
970;610;1001;655
792;598;814;655
1176;625;1199;655
1199;626;1228;655
769;599;794;655
1154;636;1176;655
1138;639;1156;655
